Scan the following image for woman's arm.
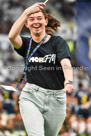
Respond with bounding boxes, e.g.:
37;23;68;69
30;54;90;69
8;11;28;49
60;58;74;93
8;3;46;49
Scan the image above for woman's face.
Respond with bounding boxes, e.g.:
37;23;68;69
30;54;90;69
26;11;48;36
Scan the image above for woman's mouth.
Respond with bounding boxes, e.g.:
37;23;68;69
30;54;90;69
33;24;41;29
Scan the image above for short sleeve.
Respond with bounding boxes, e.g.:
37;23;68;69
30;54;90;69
54;36;71;62
14;36;30;58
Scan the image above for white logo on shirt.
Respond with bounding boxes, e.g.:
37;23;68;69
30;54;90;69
29;54;56;64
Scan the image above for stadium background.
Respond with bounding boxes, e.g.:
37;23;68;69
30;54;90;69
0;0;91;136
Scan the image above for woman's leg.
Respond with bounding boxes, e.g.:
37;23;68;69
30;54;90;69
19;97;44;136
19;84;66;136
44;113;66;136
43;93;66;136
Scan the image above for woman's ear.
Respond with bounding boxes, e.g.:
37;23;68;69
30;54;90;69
25;21;28;28
45;18;48;26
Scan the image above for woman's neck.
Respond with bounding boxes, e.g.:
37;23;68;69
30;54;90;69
31;33;47;43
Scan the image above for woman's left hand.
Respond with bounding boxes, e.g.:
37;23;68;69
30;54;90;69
64;84;74;93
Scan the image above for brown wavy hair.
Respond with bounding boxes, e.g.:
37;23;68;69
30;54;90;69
40;8;61;34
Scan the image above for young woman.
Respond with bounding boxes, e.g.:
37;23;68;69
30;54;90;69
8;2;74;136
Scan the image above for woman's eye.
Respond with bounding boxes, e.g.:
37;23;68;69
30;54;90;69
37;17;42;20
31;19;34;21
29;17;43;21
29;18;34;21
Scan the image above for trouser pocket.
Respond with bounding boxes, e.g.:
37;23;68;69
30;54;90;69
56;92;66;104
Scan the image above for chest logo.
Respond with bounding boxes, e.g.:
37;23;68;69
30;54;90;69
29;54;56;64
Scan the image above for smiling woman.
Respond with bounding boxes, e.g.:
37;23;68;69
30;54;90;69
25;8;60;41
25;11;48;37
8;2;73;136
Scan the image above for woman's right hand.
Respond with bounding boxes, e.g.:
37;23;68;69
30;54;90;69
8;2;46;49
24;3;46;17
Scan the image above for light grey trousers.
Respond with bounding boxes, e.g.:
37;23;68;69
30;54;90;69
19;83;66;136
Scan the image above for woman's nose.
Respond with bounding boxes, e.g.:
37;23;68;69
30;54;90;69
34;19;39;23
